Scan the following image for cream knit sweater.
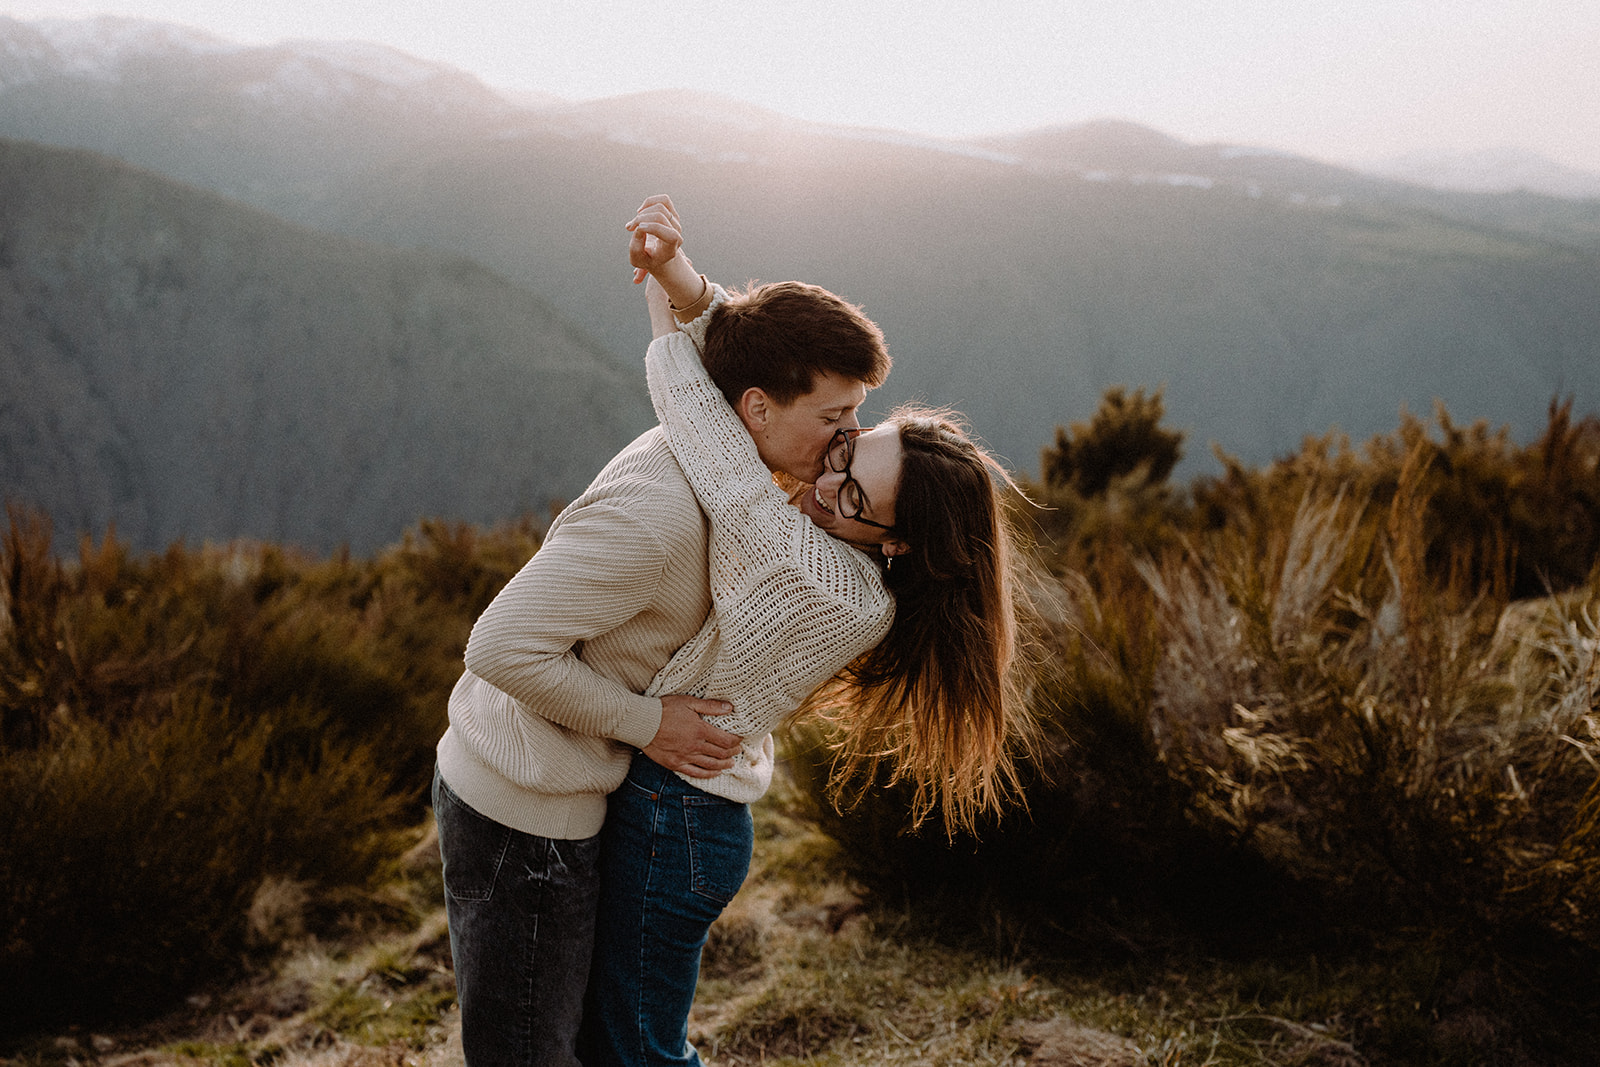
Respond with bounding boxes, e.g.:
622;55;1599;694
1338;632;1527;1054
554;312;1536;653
643;285;895;803
437;286;893;836
436;425;712;840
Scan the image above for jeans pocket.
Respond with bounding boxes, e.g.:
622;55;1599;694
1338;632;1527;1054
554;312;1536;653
681;796;753;905
434;774;511;903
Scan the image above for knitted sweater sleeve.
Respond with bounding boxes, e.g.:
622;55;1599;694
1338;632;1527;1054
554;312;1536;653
643;286;894;732
461;501;667;750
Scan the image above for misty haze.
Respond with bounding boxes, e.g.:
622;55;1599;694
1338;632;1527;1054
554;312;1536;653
3;15;1598;553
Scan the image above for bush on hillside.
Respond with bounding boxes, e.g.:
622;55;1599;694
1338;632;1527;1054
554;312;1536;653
1143;474;1600;945
0;691;406;1027
1029;387;1191;574
0;506;542;1033
1040;385;1184;498
788;397;1600;1057
784;561;1300;945
1193;396;1600;599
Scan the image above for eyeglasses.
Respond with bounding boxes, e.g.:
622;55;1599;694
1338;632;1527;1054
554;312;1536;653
825;427;897;531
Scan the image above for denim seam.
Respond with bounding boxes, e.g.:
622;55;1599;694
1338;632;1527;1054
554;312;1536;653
633;780;665;1066
517;838;546;1063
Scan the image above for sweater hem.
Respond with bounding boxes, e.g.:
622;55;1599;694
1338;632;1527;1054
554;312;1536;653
436;729;611;840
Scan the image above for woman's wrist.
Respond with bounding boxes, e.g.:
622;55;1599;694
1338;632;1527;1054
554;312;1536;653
668;273;712;322
653;250;707;313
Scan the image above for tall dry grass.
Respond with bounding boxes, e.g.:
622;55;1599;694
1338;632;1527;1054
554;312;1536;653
1144;461;1600;943
789;397;1600;1062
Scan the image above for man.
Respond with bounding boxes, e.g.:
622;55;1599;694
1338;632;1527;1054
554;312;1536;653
433;196;891;1067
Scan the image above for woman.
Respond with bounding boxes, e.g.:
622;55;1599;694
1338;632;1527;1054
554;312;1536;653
583;197;1032;1067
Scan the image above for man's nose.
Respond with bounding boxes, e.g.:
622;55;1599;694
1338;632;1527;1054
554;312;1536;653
840;413;861;431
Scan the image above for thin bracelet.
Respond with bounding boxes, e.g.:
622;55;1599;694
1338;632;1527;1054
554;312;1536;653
669;274;711;319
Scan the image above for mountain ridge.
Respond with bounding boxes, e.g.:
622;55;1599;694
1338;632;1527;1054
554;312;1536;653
3;16;1599;553
1;135;652;553
9;15;1599;200
1368;146;1600;201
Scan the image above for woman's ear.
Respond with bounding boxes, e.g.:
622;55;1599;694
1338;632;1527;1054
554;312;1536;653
881;539;911;560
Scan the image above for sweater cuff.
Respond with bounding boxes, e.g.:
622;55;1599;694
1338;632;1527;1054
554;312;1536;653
612;692;665;750
677;283;727;346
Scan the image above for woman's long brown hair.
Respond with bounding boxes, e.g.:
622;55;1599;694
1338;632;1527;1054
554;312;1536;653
805;406;1037;838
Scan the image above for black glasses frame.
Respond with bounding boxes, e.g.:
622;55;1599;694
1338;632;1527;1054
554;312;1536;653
825;427;897;531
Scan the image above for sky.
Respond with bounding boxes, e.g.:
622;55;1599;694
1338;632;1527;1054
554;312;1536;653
7;0;1600;173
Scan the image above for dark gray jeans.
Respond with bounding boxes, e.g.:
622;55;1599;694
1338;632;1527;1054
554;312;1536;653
433;766;602;1067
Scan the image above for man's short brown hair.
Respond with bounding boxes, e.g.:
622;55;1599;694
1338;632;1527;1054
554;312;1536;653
703;282;890;407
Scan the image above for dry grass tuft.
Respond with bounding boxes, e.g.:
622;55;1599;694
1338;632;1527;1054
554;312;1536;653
247;878;312;949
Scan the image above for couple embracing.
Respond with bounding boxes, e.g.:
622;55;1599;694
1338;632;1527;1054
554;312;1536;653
433;196;1032;1067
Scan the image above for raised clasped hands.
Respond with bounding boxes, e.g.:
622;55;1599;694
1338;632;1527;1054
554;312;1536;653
627;193;709;336
626;193;687;284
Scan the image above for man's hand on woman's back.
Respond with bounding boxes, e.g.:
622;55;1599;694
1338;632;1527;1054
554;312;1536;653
645;694;740;777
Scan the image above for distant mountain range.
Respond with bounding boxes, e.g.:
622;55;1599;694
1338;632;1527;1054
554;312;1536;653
0;136;648;552
3;15;1599;553
1367;147;1600;201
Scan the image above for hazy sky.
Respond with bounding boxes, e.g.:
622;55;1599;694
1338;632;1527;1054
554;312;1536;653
8;0;1600;172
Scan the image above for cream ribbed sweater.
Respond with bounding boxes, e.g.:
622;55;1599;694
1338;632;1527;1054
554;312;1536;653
435;424;712;840
643;284;895;803
436;284;893;835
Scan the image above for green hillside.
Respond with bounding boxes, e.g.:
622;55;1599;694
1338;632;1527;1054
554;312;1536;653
0;137;651;552
3;22;1600;549
322;123;1600;475
6;39;1594;475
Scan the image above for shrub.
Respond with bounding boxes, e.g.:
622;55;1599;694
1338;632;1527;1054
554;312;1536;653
0;506;543;1034
1193;396;1600;600
785;557;1298;949
790;400;1600;1060
1142;476;1600;940
1030;387;1190;574
1040;386;1184;498
0;691;407;1028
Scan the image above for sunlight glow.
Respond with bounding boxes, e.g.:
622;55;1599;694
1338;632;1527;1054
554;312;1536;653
4;0;1599;171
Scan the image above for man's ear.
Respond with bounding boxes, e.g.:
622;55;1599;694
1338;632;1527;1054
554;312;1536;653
736;388;771;433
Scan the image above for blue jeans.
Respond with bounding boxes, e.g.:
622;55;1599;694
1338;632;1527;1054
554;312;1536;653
581;753;755;1067
434;766;602;1067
